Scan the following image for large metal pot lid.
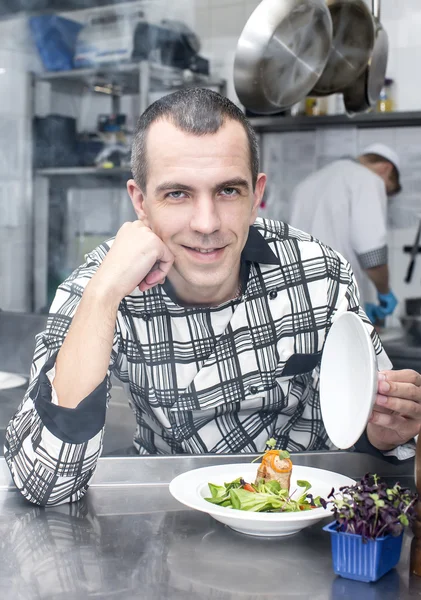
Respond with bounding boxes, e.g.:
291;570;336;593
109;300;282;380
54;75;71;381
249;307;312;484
234;0;333;114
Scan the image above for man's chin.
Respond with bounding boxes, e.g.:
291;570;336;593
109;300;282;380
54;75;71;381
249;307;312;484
174;268;228;292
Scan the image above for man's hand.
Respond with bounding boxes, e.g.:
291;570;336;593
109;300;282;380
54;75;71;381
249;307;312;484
365;303;383;325
377;290;398;316
367;369;421;451
365;291;398;325
90;220;174;303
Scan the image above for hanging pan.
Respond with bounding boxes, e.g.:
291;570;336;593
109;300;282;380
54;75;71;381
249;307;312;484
342;0;389;114
310;0;376;96
233;0;333;114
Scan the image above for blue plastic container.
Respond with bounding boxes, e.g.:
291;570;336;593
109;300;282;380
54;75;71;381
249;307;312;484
29;15;83;71
323;521;404;583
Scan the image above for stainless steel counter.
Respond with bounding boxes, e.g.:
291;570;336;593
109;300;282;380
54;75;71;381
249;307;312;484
0;452;420;600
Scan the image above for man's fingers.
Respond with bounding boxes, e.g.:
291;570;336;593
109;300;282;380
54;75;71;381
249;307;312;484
369;410;408;429
378;379;421;403
372;402;394;415
145;269;164;284
380;369;421;387
375;394;421;419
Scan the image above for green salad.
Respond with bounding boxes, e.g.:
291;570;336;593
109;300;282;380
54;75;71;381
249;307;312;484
205;477;325;513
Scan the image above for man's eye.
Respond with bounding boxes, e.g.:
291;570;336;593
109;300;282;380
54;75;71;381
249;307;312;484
221;187;239;196
167;191;186;199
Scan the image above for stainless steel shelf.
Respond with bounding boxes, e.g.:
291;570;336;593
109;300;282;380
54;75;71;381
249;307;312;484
36;166;131;176
34;61;225;96
249;111;421;132
35;166;132;188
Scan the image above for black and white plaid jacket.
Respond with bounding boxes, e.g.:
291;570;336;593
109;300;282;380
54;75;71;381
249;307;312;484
5;218;387;505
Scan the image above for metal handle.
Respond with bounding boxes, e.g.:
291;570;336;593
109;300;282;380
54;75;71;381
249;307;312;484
406;259;416;284
372;0;381;20
405;218;421;283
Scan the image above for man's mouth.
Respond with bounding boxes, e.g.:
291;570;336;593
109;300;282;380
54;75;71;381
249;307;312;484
182;245;226;260
191;247;219;254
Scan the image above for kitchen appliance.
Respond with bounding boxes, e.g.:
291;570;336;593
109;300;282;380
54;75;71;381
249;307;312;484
132;20;209;75
233;0;333;114
342;0;389;114
310;0;375;96
33;115;78;168
406;298;421;316
400;316;421;345
74;8;145;68
94;114;131;168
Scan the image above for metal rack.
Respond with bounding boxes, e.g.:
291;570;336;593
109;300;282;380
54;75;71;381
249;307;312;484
32;60;227;312
34;60;227;116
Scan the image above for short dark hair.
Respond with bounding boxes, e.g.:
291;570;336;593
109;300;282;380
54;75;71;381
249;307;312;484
131;88;260;191
362;153;402;195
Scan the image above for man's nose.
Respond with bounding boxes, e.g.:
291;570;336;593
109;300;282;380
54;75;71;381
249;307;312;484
189;196;221;235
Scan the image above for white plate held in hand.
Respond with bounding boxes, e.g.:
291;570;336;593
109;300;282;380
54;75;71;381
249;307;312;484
320;311;377;450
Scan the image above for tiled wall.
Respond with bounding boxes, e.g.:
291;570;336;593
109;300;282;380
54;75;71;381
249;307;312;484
193;0;421;325
259;124;421;325
0;17;42;312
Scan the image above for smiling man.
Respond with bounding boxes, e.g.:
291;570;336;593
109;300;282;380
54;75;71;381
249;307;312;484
6;89;421;506
129;115;263;307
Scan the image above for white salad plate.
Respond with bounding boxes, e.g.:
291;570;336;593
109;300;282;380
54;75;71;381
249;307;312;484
320;311;378;450
169;463;355;537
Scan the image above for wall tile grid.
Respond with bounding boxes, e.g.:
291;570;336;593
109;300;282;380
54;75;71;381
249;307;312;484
0;17;40;312
258;123;421;325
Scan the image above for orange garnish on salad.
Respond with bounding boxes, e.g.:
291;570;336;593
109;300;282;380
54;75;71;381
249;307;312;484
262;450;293;473
242;483;256;493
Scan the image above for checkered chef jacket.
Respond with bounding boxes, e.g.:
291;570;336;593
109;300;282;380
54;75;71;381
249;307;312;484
5;218;388;505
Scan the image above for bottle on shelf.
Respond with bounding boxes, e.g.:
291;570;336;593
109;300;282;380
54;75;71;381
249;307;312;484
377;78;395;113
305;97;328;116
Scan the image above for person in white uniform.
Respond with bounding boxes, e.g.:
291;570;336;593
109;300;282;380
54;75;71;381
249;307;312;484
289;143;401;324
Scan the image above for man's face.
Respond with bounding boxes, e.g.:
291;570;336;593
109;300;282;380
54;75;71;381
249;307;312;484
128;119;266;304
370;161;397;196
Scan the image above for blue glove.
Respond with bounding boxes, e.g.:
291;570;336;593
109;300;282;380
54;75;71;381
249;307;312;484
365;303;384;324
377;291;398;316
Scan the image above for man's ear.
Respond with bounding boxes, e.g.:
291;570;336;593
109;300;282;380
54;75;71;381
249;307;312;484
127;179;148;223
250;173;267;223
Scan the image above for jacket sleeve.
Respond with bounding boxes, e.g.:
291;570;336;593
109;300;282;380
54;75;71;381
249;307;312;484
349;172;388;268
4;244;125;506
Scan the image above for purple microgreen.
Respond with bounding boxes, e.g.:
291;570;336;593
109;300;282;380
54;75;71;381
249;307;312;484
326;474;418;540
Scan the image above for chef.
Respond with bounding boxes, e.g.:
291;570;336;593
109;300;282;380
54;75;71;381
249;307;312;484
289;143;401;324
5;92;420;507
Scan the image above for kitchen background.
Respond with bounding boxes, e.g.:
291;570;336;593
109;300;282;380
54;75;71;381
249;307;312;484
1;0;421;316
1;0;421;451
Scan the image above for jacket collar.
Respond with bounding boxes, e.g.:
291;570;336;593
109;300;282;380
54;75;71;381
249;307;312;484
242;224;280;265
161;224;279;305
